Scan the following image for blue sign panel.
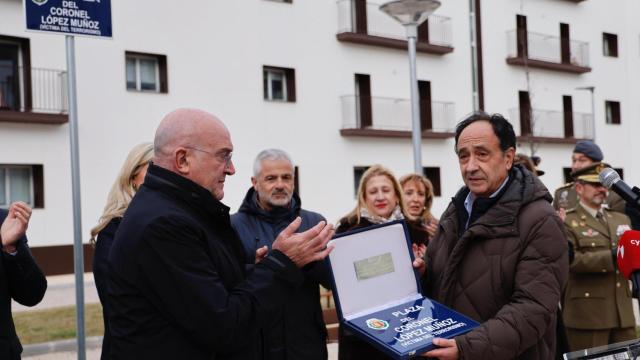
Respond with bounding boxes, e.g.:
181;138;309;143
25;0;112;38
346;297;480;359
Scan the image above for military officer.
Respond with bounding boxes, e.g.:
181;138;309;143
553;140;624;212
562;163;635;351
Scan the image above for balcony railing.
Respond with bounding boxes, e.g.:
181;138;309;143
509;108;594;141
0;66;68;124
336;0;453;54
506;30;590;73
340;95;456;137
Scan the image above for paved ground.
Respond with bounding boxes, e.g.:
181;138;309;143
17;273;339;359
13;273;99;312
16;273;640;359
22;342;339;359
24;349;102;360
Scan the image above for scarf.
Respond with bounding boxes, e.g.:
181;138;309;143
359;205;404;224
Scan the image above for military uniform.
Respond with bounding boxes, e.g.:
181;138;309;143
553;160;624;213
562;198;635;350
553;183;578;211
554;183;624;212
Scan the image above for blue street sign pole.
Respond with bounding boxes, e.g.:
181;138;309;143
25;1;112;358
65;34;85;360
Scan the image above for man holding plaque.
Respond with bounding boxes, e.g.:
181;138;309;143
422;113;568;359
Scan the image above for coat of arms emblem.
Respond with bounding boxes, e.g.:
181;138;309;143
366;318;389;330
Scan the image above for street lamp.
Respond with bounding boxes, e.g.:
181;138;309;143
576;86;595;142
380;0;441;173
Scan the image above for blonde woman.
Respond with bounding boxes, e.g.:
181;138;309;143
336;165;428;360
90;142;153;360
399;173;439;242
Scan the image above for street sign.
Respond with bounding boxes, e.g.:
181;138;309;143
24;2;113;360
25;0;112;38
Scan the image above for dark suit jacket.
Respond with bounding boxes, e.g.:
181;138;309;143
231;187;330;360
92;217;120;360
0;209;47;360
108;164;305;360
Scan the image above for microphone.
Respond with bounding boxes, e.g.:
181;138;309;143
617;230;640;298
599;168;640;210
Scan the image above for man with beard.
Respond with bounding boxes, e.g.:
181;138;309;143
562;163;635;351
231;149;330;360
553;140;623;213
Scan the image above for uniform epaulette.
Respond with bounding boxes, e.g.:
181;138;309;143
565;207;577;214
559;182;574;189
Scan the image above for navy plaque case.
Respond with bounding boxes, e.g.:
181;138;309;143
327;221;479;359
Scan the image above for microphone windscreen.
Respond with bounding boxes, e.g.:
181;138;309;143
617;230;640;279
599;167;620;189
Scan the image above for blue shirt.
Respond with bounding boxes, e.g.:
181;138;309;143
463;175;510;228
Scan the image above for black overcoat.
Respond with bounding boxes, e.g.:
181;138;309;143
108;164;304;360
0;209;47;360
231;187;330;360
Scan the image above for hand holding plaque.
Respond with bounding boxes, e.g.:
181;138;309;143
327;221;478;359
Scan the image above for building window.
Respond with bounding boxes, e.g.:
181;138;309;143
423;167;441;197
516;15;528;58
125;51;168;93
0;35;31;112
518;91;532;135
605;100;621;124
354;73;372;128
0;164;44;208
603;33;618;57
263;66;296;102
563;95;574;137
353;166;370;196
560;23;570;64
418;80;432;131
353;0;368;34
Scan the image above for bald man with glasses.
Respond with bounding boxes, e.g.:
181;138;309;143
107;108;334;360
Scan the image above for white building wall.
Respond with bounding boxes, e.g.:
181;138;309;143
0;0;637;250
482;0;637;197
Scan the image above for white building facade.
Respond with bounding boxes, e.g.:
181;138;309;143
0;0;637;273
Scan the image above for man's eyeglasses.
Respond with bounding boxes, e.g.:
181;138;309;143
185;146;233;167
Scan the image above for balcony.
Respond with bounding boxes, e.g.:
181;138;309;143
0;66;69;125
340;95;455;138
509;108;594;143
506;30;590;74
336;0;453;55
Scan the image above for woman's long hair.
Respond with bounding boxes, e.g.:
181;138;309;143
399;173;435;224
90;143;154;244
340;164;408;225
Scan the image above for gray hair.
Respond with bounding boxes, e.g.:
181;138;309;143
253;149;294;177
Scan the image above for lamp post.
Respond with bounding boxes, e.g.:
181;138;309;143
380;0;441;174
576;86;595;142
